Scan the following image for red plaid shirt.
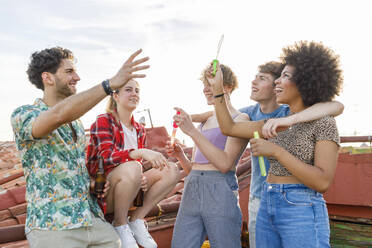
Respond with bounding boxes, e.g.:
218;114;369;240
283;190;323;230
86;112;146;177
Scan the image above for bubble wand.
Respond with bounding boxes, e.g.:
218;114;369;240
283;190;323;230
170;111;181;146
212;34;224;76
253;131;267;176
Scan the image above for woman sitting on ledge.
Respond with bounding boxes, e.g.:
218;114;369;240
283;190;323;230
86;79;179;248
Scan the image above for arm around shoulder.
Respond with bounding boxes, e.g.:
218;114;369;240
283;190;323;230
289;100;344;125
190;111;214;123
219;111;263;139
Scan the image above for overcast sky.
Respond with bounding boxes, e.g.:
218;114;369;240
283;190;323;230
1;0;371;145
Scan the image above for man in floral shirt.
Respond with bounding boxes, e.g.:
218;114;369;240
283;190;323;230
11;47;149;248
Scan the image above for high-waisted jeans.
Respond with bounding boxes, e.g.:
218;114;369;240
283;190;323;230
256;182;330;248
171;170;242;248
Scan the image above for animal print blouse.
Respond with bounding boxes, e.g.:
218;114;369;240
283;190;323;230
268;116;340;176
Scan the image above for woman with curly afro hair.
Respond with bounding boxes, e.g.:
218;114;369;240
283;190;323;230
253;41;342;247
207;41;343;247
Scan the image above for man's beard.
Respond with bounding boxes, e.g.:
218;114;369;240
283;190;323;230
55;79;75;98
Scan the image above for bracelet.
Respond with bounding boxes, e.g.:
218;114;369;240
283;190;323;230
101;79;113;95
157;203;164;216
213;93;224;98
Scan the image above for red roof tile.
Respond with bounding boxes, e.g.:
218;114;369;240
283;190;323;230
0;218;18;228
0;210;12;222
8;203;27;217
0;239;29;248
0;224;26;245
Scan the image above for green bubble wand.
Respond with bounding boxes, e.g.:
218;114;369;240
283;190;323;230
253;131;267;176
212;34;224;76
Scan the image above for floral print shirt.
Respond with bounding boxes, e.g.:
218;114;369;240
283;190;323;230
11;98;104;234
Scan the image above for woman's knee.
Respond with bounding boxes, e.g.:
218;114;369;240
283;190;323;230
109;161;142;184
163;162;180;182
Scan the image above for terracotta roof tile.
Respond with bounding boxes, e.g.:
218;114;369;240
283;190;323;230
0;218;18;227
0;209;12;222
8;203;27;217
1;177;26;191
0;239;29;248
0;191;17;211
8;187;26;206
0;224;26;244
15;214;26;225
0;169;24;186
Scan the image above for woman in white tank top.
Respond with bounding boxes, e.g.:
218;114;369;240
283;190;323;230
87;79;180;248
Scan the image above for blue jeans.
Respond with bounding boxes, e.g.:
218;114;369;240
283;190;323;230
171;170;242;248
256;182;330;248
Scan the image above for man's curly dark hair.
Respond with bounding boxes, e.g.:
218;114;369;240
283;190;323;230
26;47;74;90
280;41;343;106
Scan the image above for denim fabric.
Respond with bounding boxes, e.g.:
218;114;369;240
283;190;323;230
248;194;261;248
256;182;330;248
171;170;242;248
239;104;290;198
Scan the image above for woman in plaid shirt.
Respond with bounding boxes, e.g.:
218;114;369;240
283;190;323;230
86;79;180;248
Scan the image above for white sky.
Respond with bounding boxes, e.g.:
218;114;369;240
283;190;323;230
1;0;371;146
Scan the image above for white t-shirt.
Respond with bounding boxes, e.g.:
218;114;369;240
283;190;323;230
121;123;138;150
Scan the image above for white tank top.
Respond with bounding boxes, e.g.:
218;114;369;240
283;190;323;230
121;123;138;150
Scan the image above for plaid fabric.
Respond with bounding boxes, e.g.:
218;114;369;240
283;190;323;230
86;112;146;177
86;112;146;214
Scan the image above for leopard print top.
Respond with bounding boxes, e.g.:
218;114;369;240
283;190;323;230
268;116;340;176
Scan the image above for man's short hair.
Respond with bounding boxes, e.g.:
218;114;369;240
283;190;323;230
258;61;284;81
26;47;74;90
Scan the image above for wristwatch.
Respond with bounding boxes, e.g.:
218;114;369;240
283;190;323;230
101;79;113;95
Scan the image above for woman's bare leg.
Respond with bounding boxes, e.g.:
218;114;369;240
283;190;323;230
106;161;142;226
131;162;180;220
